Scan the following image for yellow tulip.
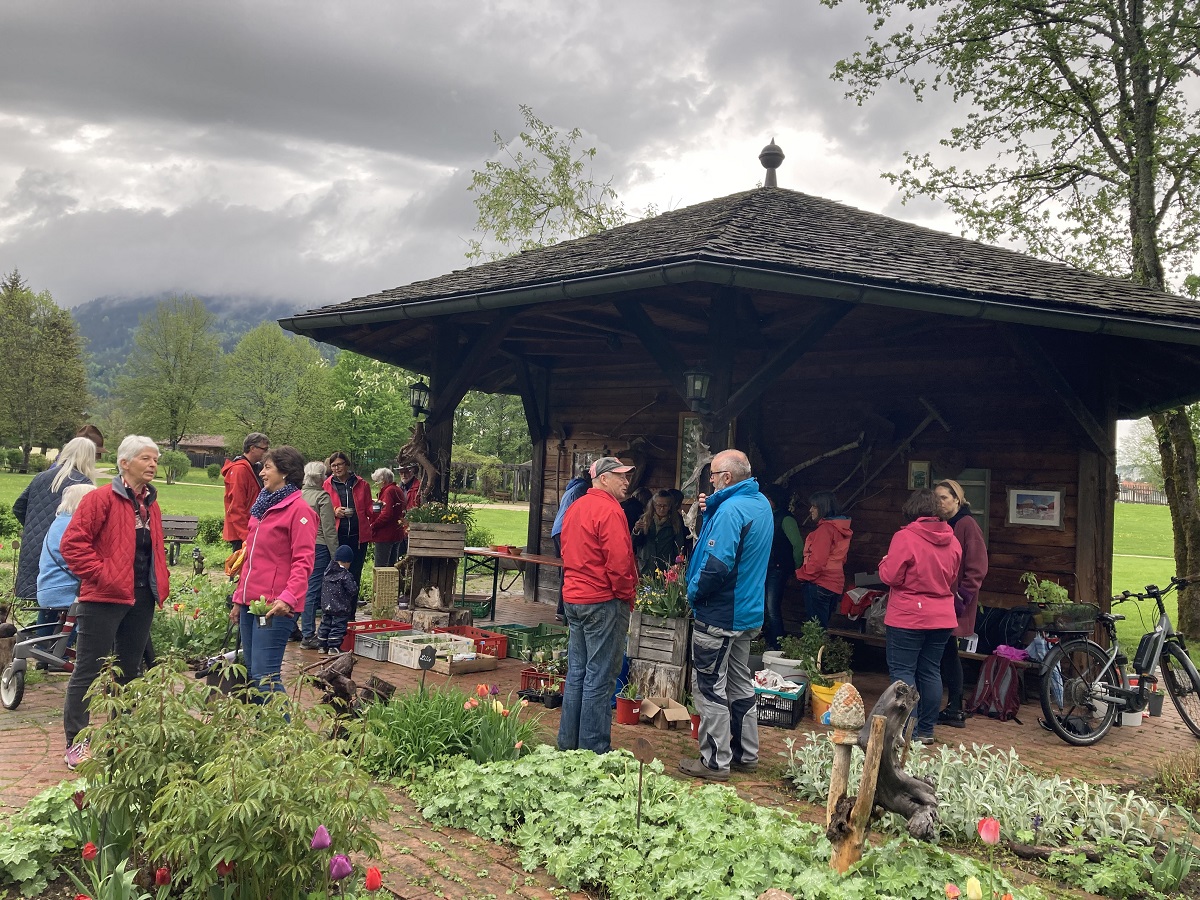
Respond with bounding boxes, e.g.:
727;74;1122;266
964;877;982;900
493;699;504;714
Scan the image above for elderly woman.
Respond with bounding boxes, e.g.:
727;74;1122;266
370;467;407;568
933;479;990;728
323;451;372;597
13;436;99;609
35;483;97;633
59;436;168;769
878;488;962;745
299;461;338;650
230;446;315;695
632;489;689;576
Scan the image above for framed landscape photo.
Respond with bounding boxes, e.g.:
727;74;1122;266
1006;488;1064;528
907;460;931;490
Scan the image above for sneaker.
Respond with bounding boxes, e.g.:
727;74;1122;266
64;740;90;771
938;708;967;728
678;757;729;782
288;627;303;642
299;638;320;650
730;759;759;773
914;734;936;746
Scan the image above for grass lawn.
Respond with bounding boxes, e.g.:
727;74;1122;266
1112;502;1176;649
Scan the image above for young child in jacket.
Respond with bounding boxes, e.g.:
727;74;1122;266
318;544;358;654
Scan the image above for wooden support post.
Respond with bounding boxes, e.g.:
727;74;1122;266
829;714;887;874
827;742;852;828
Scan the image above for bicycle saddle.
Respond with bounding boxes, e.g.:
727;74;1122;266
1098;612;1124;624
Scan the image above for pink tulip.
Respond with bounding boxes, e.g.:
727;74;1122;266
977;816;1001;846
944;885;960;899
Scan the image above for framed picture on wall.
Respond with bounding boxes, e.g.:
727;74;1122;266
1006;488;1064;528
676;413;734;500
907;460;931;490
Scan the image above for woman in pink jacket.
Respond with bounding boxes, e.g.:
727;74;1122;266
230;446;316;695
933;479;989;728
878;488;961;744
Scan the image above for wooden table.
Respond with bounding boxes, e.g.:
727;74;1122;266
460;547;563;622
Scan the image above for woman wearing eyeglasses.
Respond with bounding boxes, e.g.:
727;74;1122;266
794;491;852;628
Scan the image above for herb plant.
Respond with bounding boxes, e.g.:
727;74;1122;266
0;779;86;896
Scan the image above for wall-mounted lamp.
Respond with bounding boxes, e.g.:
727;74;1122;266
409;380;431;420
683;366;711;414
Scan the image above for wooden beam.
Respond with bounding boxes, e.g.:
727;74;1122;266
711;302;852;432
513;355;550;444
425;311;517;426
1000;325;1113;459
614;299;692;405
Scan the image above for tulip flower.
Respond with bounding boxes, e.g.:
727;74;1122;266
520;698;529;707
364;867;383;891
463;701;472;710
515;740;523;749
72;790;86;810
173;603;183;612
489;683;499;696
193;608;201;619
310;825;331;850
74;894;91;900
944;885;960;900
965;876;982;900
155;866;171;886
329;853;352;881
475;684;489;698
1001;894;1013;900
216;860;235;876
82;842;98;861
493;699;504;714
977;816;1001;846
501;708;510;717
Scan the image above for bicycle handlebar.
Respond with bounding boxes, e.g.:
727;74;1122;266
1111;574;1195;603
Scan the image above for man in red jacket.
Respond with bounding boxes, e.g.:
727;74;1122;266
558;456;638;754
222;432;269;550
59;435;170;769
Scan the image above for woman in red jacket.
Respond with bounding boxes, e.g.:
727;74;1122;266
370;467;407;567
933;479;989;728
231;446;316;696
59;435;169;769
323;451;372;601
795;491;852;627
879;489;962;744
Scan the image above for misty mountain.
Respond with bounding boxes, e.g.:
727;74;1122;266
71;294;325;397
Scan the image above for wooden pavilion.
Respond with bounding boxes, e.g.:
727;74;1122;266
281;152;1200;611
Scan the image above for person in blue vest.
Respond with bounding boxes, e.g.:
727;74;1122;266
679;449;772;781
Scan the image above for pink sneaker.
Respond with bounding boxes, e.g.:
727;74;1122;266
64;740;90;771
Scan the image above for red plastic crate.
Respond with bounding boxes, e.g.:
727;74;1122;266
519;666;564;695
433;625;507;659
340;619;412;653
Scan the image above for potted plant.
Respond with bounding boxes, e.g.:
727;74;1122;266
1148;685;1166;717
684;692;700;740
615;681;641;725
249;597;270;627
542;680;563;710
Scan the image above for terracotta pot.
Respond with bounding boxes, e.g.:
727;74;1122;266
614;696;641;725
690;713;701;739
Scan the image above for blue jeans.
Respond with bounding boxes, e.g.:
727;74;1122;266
302;544;331;639
239;608;294;696
802;582;839;628
558;599;630;754
763;568;788;650
886;626;953;737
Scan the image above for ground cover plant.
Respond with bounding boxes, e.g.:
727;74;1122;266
0;778;86;896
148;574;236;661
410;745;1035;900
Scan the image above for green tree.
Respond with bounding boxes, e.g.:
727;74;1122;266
215;322;338;454
328;352;415;457
159;450;192;484
454;390;531;463
826;0;1200;634
116;295;221;449
0;270;89;469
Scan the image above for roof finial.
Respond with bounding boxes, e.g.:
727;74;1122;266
759;138;784;187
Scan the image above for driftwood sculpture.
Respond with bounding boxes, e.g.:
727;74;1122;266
860;680;938;839
396;421;440;504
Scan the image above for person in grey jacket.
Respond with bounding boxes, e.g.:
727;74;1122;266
299;461;339;649
13;437;98;605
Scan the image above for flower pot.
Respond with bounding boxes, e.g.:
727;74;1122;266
544;692;563;710
748;653;764;674
810;681;845;724
764;653;807;681
614;696;641;725
1148;692;1165;717
690;713;701;740
1121;710;1142;728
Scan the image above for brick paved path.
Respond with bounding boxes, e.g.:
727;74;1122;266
3;595;1198;897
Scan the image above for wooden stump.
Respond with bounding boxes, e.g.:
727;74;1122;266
828;714;887;873
627;658;688;703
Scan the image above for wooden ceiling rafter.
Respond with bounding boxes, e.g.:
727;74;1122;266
614;298;695;406
424;310;518;427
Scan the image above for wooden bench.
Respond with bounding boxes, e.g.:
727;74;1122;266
161;514;200;566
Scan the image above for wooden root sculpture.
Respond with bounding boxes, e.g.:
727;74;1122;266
859;680;939;840
396;421;440;502
311;650;359;715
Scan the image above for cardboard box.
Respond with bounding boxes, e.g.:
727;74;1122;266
431;653;499;675
639;696;691;730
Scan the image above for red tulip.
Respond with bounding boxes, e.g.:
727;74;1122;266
155;866;170;886
976;816;1001;846
74;894;91;900
82;842;98;861
216;860;234;876
365;867;383;891
944;885;960;900
193;608;201;619
72;790;86;810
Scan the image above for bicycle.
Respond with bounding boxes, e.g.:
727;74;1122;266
1039;574;1200;746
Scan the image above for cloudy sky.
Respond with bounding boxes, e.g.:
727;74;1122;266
0;0;963;312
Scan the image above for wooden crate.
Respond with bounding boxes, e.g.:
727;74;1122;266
373;567;401;604
407;523;466;558
412;608;473;631
431;653;499;675
627;612;690;668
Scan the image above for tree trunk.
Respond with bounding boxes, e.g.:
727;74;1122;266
1150;409;1200;638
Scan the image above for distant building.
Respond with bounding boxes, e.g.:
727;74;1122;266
160;435;228;467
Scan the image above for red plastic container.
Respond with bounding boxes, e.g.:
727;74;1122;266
519;666;564;694
340;619;412;653
433;625;508;660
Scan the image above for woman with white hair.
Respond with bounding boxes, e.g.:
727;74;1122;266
370;467;407;568
35;483;97;632
59;435;169;770
299;460;339;649
12;436;99;607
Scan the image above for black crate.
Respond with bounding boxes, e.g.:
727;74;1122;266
755;685;806;729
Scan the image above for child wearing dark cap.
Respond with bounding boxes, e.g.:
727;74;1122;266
318;544;358;654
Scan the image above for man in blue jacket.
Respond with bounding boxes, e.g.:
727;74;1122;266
680;449;772;781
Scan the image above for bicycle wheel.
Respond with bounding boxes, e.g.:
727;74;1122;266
1161;642;1200;738
1039;639;1119;746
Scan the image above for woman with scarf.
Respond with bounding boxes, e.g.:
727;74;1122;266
632;489;690;576
322;451;372;601
230;446;315;695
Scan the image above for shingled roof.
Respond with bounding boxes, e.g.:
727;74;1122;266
286;187;1200;337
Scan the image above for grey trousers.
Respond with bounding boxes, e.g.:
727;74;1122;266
63;588;156;745
691;619;759;772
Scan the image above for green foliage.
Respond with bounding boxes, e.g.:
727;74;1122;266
206;462;221;479
779;620;854;687
411;746;1034;899
196;514;224;544
159;449;192;484
465;524;495;548
1021;572;1071;605
329;352;415;457
1045;839;1163;900
454;393;531;465
786;735;1171;847
4;448;20;469
405;501;475;529
78;658;388;899
25;453;49;473
0;778;85;896
150;576;234;659
0;500;19;538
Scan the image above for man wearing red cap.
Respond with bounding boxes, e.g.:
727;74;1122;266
557;456;638;754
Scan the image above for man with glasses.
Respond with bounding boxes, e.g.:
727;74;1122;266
680;449;772;781
557;456;639;754
222;432;269;551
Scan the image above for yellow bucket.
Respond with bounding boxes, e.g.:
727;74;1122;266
810;682;845;723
